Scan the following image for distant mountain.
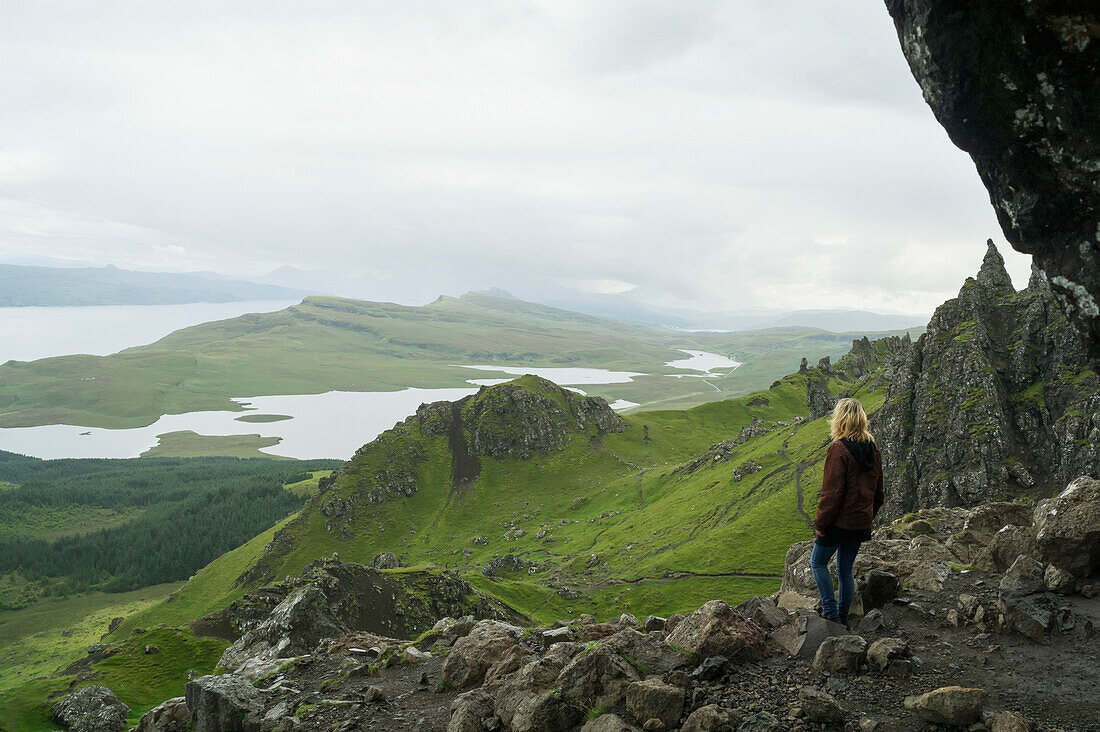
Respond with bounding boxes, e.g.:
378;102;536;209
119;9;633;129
510;285;928;334
0;264;311;307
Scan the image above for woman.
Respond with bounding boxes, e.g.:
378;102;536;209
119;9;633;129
811;397;884;626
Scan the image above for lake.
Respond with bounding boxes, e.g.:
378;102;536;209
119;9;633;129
0;310;736;460
0;300;300;363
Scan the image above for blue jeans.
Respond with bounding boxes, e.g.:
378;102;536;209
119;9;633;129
810;540;860;624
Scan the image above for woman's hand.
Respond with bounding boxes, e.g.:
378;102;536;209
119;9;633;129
814;528;825;538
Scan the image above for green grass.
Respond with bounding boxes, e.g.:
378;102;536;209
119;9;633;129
0;626;227;731
0;293;919;430
140;430;287;459
0;583;181;685
284;470;334;497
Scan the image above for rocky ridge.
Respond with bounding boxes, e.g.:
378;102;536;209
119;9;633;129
871;242;1099;519
885;0;1100;361
100;478;1099;732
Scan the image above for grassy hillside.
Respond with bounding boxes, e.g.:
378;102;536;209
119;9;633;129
121;344;889;639
0;292;919;430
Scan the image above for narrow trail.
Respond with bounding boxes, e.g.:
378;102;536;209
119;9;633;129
605;450;647;508
588;570;782;590
779;425;816;530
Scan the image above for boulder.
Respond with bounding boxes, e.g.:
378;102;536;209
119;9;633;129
857;609;887;634
680;703;742;732
218;584;350;680
604;629;688;675
581;714;642;732
663;600;770;662
866;637;912;676
502;692;578;732
625;679;684;729
737;711;782;731
448;688;495;732
1000;555;1046;595
642;616;666;632
775;591;817;612
1033;477;1100;577
798;688;844;724
543;627;575;646
51;685;130;732
557;644;642;711
441;619;523;689
133;697;190;732
734;596;789;630
903;686;986;726
959;503;1034;546
780;540;817;595
492;653;574;728
811;635;867;674
370;551;403;569
691;655;729;682
1044;564;1076;594
988;710;1030;732
185;675;263;732
857;570;899;610
997;594;1056;643
904;561;950;592
976;526;1038;573
770;614;848;659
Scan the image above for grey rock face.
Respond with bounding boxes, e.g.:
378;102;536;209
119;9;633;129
884;1;1100;361
873;243;1100;520
185;675;263;732
51;685;130;732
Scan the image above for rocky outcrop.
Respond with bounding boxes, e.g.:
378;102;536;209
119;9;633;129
51;686;129;732
197;556;522;650
184;675;263;732
872;242;1099;519
885;1;1100;362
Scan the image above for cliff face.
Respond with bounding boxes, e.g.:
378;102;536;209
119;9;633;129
885;1;1100;361
874;242;1100;519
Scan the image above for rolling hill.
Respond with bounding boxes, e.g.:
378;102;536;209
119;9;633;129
0;291;920;431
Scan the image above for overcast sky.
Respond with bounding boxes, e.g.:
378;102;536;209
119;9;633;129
0;1;1031;314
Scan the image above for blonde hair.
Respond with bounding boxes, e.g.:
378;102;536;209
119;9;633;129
830;397;874;443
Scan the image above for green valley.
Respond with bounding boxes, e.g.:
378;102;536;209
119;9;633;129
0;292;920;430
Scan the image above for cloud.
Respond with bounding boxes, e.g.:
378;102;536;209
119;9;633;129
0;0;1030;311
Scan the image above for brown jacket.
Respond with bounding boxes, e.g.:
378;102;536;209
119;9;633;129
814;439;885;532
